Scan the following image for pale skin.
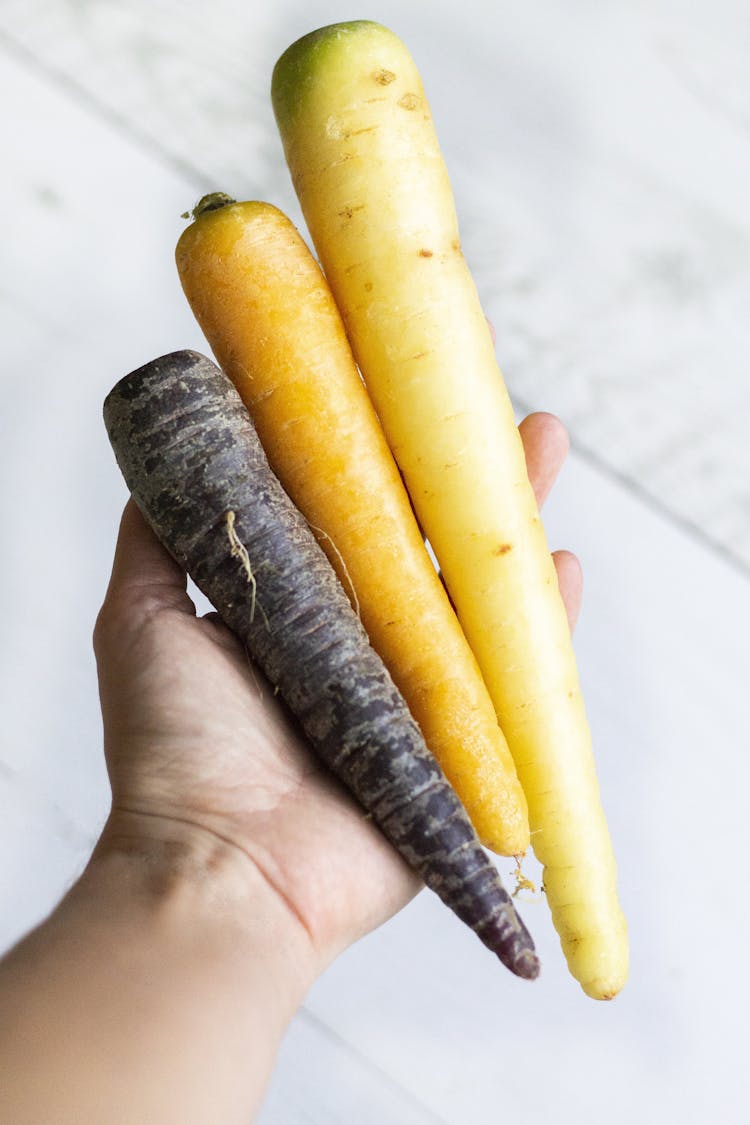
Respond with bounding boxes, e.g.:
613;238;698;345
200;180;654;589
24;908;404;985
0;411;581;1124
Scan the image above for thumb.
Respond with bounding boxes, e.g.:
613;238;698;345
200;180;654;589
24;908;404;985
99;498;195;625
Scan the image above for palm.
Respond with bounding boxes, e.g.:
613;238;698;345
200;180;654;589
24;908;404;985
97;600;416;957
95;412;580;962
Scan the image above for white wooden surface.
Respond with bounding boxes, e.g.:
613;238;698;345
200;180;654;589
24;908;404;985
1;3;749;1122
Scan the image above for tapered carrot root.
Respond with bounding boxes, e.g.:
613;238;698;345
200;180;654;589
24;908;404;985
175;197;528;856
272;21;628;997
103;350;539;980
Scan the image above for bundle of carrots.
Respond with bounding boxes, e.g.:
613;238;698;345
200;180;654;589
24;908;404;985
105;21;628;998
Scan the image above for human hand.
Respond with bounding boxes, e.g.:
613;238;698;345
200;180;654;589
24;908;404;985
93;411;581;974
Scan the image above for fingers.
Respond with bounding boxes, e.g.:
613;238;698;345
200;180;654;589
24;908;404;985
484;329;582;633
486;316;567;506
518;412;570;508
517;414;581;630
553;549;583;633
100;498;195;620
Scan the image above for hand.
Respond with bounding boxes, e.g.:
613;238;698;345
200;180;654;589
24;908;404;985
93;411;582;972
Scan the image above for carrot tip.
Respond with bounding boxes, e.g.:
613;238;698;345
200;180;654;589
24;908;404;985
512;947;540;981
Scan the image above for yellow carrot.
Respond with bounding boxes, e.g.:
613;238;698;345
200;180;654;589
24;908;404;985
272;20;628;998
175;196;529;856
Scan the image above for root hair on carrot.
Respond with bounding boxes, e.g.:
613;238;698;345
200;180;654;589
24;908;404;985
512;855;537;898
307;521;361;617
225;509;269;628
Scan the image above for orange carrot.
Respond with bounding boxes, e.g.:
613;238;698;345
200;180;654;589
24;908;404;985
175;197;529;856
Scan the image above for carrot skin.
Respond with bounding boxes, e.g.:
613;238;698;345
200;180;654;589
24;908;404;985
103;350;539;980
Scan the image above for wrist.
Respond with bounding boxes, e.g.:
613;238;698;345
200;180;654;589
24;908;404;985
0;811;320;1124
92;806;320;1000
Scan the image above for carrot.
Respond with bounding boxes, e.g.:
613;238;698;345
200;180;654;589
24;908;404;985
102;349;539;980
272;21;628;998
175;196;528;856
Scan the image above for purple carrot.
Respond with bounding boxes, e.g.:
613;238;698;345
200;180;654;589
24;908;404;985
103;350;539;980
